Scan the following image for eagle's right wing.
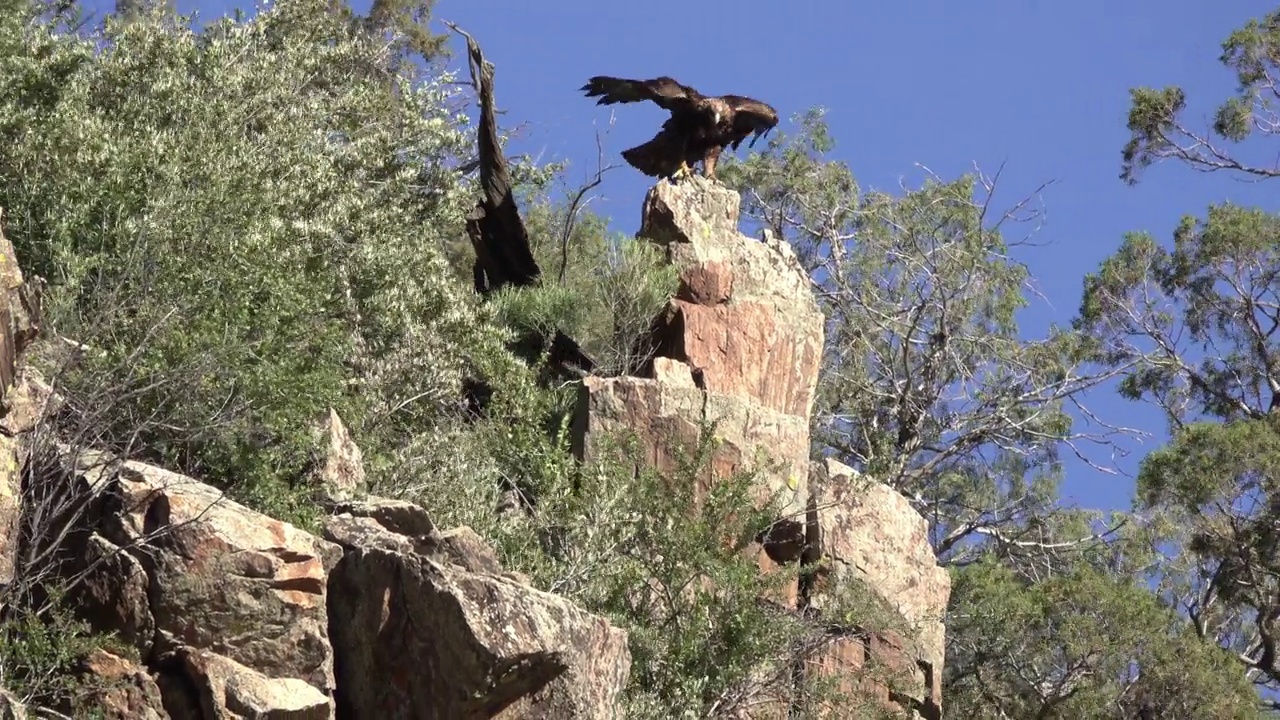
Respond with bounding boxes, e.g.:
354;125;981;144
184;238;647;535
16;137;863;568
721;95;779;149
579;76;700;113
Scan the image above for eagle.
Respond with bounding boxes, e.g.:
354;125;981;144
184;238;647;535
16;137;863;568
579;75;778;182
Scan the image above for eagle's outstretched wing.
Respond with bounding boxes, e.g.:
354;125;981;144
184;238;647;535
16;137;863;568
580;76;702;114
721;94;779;149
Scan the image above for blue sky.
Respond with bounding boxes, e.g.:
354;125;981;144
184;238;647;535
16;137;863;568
82;0;1280;513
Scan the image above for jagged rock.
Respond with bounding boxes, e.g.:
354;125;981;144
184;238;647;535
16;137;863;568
158;647;331;720
77;649;167;720
0;435;19;586
326;497;506;576
0;208;41;406
0;367;55;437
578;178;951;716
805;458;950;717
73;534;155;658
325;496;435;539
307;408;365;503
324;499;631;719
641;180;822;419
75;453;342;711
638;175;741;247
0;235;51;586
0;365;61;586
573;373;809;523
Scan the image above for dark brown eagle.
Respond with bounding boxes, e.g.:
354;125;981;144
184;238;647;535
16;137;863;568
579;75;778;182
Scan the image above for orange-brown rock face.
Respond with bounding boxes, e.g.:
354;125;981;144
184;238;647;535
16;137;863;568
573;177;823;580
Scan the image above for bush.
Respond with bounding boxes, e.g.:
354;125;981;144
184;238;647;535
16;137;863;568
0;0;512;518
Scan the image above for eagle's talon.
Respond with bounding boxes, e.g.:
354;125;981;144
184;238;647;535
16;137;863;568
669;162;693;183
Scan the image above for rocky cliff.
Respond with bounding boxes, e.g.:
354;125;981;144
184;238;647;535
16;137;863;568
0;220;631;718
0;177;949;719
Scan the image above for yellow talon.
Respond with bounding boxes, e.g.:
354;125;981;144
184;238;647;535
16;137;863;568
670;161;693;182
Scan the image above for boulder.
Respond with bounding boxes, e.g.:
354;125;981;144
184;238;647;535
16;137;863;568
77;649;167;720
804;459;950;717
73;534;154;658
74;453;343;711
324;498;631;719
157;647;332;720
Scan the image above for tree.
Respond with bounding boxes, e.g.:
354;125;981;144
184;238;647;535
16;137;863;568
946;553;1257;719
715;108;1263;717
1121;8;1280;184
718;111;1124;566
1078;5;1280;708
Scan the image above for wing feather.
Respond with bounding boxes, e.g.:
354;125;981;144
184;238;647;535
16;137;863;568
580;76;702;113
720;94;779;149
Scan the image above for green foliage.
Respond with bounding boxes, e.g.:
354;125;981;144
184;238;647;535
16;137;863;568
337;0;450;64
1121;86;1188;184
0;599;127;713
13;1;1275;717
0;0;512;517
1132;416;1280;696
1082;6;1280;707
1138;417;1280;520
946;557;1257;719
1079;203;1280;426
1120;8;1280;184
487;424;819;718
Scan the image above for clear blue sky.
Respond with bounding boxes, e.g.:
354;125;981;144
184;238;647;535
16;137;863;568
82;0;1280;514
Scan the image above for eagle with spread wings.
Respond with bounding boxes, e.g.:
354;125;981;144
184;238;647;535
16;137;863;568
579;75;778;182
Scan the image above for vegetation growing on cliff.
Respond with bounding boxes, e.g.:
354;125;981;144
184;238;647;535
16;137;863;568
0;0;1278;717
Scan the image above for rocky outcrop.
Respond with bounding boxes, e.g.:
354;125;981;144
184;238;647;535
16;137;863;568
78;650;167;720
40;452;632;720
573;177;950;718
0;274;632;720
324;498;630;719
0;172;948;719
639;182;823;421
573;177;822;602
156;648;331;720
66;452;342;715
0;213;40;589
805;459;950;718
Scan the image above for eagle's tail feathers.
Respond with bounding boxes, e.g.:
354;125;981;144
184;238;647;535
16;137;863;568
621;133;682;178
